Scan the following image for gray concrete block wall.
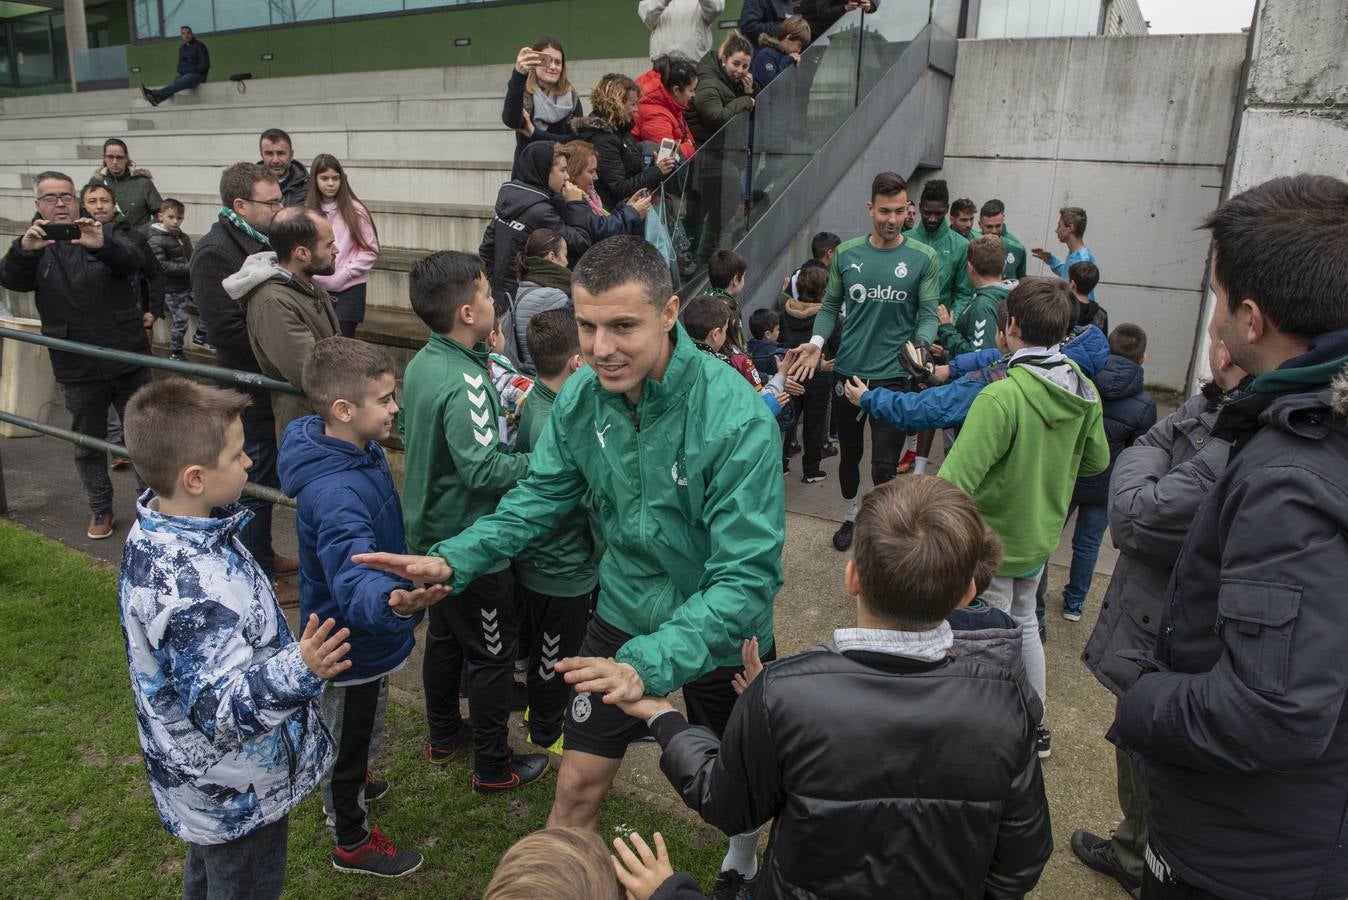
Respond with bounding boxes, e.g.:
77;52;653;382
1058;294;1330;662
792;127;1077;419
928;33;1247;389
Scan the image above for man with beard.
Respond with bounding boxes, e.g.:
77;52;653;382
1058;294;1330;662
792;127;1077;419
259;128;310;207
227;206;339;439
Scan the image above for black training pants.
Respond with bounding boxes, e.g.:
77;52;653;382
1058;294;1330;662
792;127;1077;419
520;584;596;747
832;374;909;500
423;567;518;775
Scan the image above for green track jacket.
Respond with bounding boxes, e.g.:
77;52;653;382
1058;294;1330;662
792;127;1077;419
936;280;1013;357
400;333;530;562
907;219;974;314
430;324;784;696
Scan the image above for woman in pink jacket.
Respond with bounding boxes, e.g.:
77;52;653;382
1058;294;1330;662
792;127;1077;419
305;154;379;338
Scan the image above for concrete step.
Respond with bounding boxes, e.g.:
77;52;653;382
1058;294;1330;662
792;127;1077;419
0;57;645;118
0;124;519;167
0;155;511;208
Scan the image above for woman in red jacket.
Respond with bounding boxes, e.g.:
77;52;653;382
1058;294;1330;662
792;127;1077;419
633;55;699;160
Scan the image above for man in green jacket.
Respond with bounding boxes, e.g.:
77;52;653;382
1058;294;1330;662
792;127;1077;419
513;308;600;755
975;198;1029;282
357;236;784;894
396;250;547;794
906;179;973;314
936;234;1015;357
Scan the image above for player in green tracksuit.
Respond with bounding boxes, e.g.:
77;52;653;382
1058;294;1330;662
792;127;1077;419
906;179;974;315
976;198;1029;281
936;234;1016;357
355;236;784;895
789;171;941;552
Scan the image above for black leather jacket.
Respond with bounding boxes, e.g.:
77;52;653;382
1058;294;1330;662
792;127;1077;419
651;644;1051;898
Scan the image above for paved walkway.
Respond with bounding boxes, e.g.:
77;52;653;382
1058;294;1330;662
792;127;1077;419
2;425;1139;898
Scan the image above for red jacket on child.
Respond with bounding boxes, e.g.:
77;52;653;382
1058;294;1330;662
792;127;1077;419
633;69;696;159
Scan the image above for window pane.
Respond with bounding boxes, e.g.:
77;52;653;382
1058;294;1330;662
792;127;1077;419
0;24;12;87
214;0;269;31
14;16;55;86
273;0;335;25
334;0;401;16
161;0;216;34
133;0;162;39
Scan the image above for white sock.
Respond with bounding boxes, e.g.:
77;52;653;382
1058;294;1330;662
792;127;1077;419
904;433;917;453
722;828;761;877
913;456;929;474
843;496;859;521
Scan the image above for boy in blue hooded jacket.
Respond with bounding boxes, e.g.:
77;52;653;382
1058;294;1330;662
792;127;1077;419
277;337;450;879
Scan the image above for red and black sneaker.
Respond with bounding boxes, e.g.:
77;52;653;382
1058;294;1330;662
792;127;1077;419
331;826;423;878
471;753;550;794
427;723;472;765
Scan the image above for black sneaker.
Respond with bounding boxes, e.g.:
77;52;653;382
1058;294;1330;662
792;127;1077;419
820;441;839;459
331;826;422;878
782;460;790;475
364;770;389;802
832;520;854;551
472;753;549;793
711;868;757;900
1071;829;1141;893
801;469;826;484
427;723;473;765
1036;725;1051;759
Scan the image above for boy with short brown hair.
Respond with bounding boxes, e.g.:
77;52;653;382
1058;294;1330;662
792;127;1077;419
119;377;350;899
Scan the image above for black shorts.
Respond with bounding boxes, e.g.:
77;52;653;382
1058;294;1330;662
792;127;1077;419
563;616;775;759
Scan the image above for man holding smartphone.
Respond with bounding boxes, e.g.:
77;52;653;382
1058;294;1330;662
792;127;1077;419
0;171;152;540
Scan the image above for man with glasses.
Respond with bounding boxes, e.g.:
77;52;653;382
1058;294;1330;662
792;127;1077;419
190;162;301;602
0;171;153;539
93;139;162;234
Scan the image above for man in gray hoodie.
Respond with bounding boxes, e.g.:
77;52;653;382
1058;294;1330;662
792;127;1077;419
226;207;339;439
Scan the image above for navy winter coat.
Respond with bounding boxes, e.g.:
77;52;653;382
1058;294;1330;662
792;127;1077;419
277;415;421;683
1072;354;1156;506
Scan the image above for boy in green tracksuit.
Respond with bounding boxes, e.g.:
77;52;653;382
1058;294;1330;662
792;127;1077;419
355;236;784;897
790;171;942;553
513;308;600;755
940;276;1109;760
398;250;548;793
975;199;1029;281
906;179;974;314
936;234;1016;357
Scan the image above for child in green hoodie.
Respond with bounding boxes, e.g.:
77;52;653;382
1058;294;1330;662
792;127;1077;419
939;276;1109;760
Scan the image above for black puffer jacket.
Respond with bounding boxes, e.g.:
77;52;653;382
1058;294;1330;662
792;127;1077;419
652;645;1051;898
478;142;592;308
1082;384;1229;698
0;226;148;383
1115;332;1348;900
190;215;273;442
1072;354;1156;506
147;224;193;294
571;114;666;211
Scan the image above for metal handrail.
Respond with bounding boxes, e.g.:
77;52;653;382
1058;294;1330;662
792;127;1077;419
0;326;300;511
0;326;303;395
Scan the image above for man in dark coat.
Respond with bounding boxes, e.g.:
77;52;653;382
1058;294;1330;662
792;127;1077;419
141;26;209;106
0;171;150;540
190;162;298;590
258;128;310;208
793;0;878;45
1114;174;1348;900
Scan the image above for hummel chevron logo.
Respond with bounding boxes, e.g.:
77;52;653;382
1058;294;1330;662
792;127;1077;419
538;632;561;681
482;608;502;655
471;408;490;428
474;429;493;446
463;373;483;389
467;389;487;409
974;318;988;342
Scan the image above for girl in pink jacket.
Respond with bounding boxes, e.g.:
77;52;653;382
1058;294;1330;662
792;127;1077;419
306;154;380;338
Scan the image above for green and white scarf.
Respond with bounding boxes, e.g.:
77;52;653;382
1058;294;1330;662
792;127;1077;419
220;206;270;247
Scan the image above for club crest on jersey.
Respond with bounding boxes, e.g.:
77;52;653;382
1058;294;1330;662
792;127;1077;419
1006;252;1016;265
894;262;909;278
572;691;592;723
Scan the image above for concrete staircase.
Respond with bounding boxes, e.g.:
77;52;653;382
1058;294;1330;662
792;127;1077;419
0;57;646;363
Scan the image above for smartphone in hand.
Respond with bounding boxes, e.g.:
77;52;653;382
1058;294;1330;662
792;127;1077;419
41;223;82;241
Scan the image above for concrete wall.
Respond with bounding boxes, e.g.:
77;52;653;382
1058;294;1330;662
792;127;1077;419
1191;0;1348;385
926;34;1246;389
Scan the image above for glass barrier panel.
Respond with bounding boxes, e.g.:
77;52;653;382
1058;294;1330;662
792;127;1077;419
856;2;930;98
74;45;129;83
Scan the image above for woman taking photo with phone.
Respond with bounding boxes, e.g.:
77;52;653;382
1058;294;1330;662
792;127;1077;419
571;73;677;211
305;154;379;339
502;37;584;179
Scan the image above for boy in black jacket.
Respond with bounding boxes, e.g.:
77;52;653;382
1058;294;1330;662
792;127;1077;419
615;475;1051;899
779;264;837;482
148;199;194;360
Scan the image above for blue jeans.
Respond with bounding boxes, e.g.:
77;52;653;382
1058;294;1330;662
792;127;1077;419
1063;503;1110;614
238;437;278;576
151;71;204;101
